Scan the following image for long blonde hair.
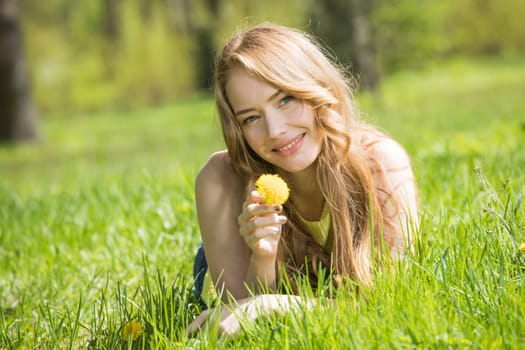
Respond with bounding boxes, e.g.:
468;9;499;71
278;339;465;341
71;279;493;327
214;23;382;288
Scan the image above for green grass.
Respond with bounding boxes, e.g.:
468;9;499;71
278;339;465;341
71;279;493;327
1;56;524;349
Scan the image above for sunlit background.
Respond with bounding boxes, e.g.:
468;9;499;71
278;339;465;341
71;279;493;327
14;0;525;115
1;1;524;347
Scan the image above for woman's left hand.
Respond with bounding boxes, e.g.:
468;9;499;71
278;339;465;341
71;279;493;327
186;294;312;338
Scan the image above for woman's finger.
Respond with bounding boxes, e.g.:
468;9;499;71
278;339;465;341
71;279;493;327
241;203;283;217
239;214;287;238
242;190;262;210
242;226;281;252
245;226;280;244
238;203;282;224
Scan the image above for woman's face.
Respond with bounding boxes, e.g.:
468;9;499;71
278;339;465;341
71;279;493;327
226;67;323;175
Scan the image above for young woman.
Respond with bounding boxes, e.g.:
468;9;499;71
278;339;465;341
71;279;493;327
188;23;418;336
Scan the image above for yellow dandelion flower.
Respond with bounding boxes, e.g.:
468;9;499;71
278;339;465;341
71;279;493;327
519;242;525;252
122;320;143;341
256;174;290;205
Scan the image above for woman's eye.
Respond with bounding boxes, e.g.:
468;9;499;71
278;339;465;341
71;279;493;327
279;95;294;106
242;115;259;125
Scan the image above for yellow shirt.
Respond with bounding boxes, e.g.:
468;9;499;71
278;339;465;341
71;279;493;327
294;203;332;250
201;205;332;306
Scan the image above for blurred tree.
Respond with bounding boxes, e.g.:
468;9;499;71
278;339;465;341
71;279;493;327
310;0;380;92
372;0;447;72
0;0;39;143
139;0;153;23
102;0;121;78
102;0;120;43
194;0;221;90
348;0;379;91
166;0;221;90
167;0;192;32
446;0;525;55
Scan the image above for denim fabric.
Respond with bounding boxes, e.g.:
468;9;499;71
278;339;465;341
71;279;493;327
192;243;208;309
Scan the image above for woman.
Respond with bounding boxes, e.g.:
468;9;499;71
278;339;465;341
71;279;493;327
188;23;418;336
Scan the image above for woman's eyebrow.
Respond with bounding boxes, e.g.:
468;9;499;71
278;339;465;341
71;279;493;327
266;89;282;102
234;89;282;116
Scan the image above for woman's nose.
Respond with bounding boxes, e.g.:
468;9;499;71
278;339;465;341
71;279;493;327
265;110;286;138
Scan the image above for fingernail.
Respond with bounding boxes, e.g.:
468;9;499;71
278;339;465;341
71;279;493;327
278;216;287;223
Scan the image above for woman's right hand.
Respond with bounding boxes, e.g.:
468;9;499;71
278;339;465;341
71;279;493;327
237;190;287;259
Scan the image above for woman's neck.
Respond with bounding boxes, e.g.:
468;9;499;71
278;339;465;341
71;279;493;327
279;166;325;221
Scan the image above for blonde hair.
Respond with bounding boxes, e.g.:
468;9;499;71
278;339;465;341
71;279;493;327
214;23;382;288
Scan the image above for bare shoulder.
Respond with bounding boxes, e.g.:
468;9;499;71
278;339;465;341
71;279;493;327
196;150;243;194
360;132;416;191
361;132;419;254
197;150;233;183
361;133;412;171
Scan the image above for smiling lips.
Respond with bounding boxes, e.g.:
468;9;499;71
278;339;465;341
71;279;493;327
273;133;305;156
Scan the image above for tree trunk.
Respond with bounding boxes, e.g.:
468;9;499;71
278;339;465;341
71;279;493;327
0;0;39;143
139;0;153;23
167;0;193;32
311;0;380;92
349;0;380;92
101;0;121;79
171;0;220;90
102;0;120;43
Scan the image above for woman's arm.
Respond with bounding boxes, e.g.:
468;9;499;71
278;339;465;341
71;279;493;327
187;294;314;338
195;151;250;301
366;138;419;257
195;151;287;302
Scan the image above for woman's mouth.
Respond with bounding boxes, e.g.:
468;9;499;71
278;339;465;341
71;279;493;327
273;134;305;155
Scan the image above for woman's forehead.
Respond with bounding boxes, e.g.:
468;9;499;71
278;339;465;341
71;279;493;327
225;68;279;110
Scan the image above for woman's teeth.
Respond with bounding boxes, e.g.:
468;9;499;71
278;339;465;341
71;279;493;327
277;135;302;152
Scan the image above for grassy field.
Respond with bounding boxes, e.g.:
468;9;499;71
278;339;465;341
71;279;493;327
1;56;524;349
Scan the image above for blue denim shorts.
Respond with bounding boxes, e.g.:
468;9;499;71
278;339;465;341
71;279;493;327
192;243;208;309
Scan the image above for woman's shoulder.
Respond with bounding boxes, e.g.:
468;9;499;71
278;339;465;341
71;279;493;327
358;129;418;254
195;150;244;200
358;130;412;172
197;150;233;178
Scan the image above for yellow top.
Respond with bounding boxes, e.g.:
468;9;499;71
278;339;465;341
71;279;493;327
200;205;332;306
294;203;332;250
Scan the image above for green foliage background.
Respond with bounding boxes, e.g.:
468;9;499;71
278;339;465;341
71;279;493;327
19;0;525;115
